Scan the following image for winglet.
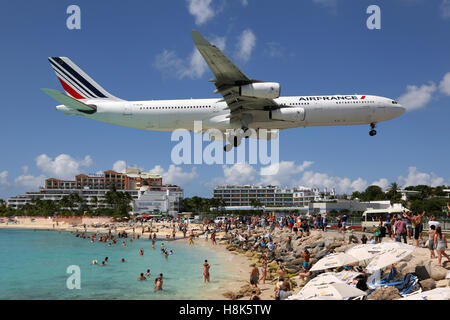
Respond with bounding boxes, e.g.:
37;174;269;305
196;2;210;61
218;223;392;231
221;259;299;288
191;30;212;47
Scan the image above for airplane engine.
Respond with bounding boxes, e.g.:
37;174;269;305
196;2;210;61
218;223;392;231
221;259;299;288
270;107;305;121
240;82;281;99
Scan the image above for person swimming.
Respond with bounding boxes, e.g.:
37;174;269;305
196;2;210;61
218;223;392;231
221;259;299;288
121;258;126;263
145;269;151;276
138;273;146;280
91;260;98;265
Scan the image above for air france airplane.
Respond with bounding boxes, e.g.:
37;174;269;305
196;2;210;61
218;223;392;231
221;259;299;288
42;30;405;151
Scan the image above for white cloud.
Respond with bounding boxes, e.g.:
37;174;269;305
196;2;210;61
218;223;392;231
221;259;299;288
372;178;390;190
236;29;256;62
220;163;257;185
297;171;368;194
441;0;450;19
35;154;93;180
0;171;9;186
151;165;198;186
397;166;445;187
398;82;437;111
154;36;226;80
259;161;313;186
14;167;46;190
113;160;127;173
241;0;249;6
264;42;284;58
187;0;215;25
439;72;450;95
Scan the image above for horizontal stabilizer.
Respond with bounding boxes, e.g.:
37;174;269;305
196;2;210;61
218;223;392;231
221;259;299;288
41;88;96;112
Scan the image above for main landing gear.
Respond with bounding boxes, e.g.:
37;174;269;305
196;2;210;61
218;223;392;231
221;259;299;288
223;128;252;152
369;123;377;136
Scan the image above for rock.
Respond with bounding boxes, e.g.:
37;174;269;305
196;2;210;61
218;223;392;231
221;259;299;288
414;265;431;281
368;287;401;300
430;265;448;281
419;279;436;291
436;279;449;288
315;248;329;260
290;258;304;266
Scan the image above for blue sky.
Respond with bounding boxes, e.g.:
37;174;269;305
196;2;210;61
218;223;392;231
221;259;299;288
0;0;449;199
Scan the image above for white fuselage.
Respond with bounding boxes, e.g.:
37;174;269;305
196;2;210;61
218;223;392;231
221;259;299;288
56;94;405;132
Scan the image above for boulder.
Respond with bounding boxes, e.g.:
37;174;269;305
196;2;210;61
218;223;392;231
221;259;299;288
430;265;448;281
414;265;431;281
367;287;401;300
436;279;449;288
419;279;436;291
290;258;305;266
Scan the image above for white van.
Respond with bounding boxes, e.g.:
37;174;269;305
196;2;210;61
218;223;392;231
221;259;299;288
361;208;405;231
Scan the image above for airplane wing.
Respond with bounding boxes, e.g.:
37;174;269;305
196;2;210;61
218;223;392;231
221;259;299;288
191;30;279;125
41;88;97;112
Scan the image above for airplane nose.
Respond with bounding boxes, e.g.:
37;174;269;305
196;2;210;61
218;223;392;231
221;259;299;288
390;105;406;118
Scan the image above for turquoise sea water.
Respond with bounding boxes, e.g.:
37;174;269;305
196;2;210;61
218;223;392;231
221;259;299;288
0;229;232;300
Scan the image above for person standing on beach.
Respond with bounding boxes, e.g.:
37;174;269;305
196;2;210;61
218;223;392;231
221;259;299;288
428;225;437;259
260;259;267;284
434;226;450;266
203;260;211;283
250;264;260;288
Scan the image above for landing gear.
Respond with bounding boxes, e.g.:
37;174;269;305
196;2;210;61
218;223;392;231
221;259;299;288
223;127;249;152
369;123;377;136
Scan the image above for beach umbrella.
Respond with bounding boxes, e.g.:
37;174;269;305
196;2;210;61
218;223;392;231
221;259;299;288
400;288;450;300
366;241;415;253
309;253;360;272
289;283;366;300
334;271;365;285
302;273;345;290
365;247;414;273
345;244;379;262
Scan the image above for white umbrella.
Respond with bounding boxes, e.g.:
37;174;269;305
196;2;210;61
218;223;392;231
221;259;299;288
346;244;379;261
401;288;450;300
334;271;364;285
366;241;415;253
365;247;414;273
302;272;345;289
288;283;367;300
309;253;359;272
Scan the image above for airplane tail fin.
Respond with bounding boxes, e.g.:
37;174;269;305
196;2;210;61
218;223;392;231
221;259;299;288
48;57;120;100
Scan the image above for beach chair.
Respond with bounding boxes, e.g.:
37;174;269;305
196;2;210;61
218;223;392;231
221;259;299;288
395;274;421;297
367;268;398;290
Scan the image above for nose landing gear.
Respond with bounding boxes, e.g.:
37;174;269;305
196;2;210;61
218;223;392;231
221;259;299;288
369;123;377;136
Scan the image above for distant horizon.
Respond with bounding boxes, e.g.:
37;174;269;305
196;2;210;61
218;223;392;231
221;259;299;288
1;1;449;200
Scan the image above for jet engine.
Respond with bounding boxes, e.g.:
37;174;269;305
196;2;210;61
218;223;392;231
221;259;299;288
239;82;281;99
270;107;305;121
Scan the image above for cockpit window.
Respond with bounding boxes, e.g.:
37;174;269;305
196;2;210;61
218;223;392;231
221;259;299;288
392;100;398;104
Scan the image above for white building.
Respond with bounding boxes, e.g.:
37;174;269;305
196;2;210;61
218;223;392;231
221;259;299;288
132;186;184;216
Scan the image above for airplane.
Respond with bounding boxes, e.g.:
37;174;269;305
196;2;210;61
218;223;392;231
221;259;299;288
42;30;405;152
